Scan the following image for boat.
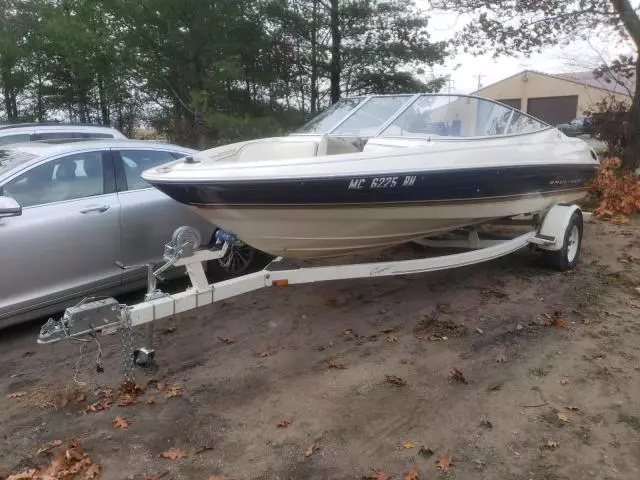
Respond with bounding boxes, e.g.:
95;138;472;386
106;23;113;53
141;94;600;260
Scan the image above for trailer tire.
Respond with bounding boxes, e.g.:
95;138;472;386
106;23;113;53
544;211;583;272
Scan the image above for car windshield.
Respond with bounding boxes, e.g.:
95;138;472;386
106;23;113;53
0;149;38;176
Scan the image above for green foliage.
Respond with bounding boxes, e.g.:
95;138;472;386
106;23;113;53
0;0;447;147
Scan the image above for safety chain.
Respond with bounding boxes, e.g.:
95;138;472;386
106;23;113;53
119;306;135;382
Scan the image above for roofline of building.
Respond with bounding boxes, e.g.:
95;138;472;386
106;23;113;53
473;69;633;97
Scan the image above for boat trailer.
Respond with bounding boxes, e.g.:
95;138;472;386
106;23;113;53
37;204;585;376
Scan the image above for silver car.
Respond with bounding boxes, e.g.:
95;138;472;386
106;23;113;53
0;122;127;146
0;139;260;329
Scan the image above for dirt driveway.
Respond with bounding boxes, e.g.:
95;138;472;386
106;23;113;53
2;218;640;480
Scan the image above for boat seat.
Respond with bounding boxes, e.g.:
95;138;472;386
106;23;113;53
232;135;360;163
316;135;361;156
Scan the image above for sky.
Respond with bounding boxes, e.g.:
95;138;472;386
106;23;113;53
423;8;635;94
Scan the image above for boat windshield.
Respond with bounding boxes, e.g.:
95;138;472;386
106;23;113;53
294;94;549;138
296;97;365;134
379;95;547;138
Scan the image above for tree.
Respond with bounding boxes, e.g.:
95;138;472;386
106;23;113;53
431;0;640;170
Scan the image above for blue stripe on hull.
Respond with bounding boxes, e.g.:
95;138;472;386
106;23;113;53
149;164;598;206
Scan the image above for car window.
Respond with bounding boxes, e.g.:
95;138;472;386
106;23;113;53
0;133;31;146
2;151;105;208
32;132;78;141
119;150;186;190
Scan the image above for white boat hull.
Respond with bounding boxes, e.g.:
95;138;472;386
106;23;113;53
190;189;586;259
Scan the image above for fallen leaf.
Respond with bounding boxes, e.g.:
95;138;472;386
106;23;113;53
403;465;419;480
82;398;112;414
437;303;455;314
486;383;501;391
418;446;434;458
147;396;156;405
195;445;214;454
495;355;507;363
328;359;346;370
160;448;187;460
543;440;559;449
144;472;169;480
259;349;275;358
304;442;319;457
84;462;101;479
379;326;398;334
119;380;144;395
118;393;137;406
207;476;231;480
542;312;567;328
7;391;27;399
402;442;414;449
400;359;414;365
164;326;177;334
436;453;453;471
565;406;581;412
36;440;62;454
559;377;570;386
277;417;293;428
557;412;570;422
414;329;431;340
156;381;166;391
113;416;131;429
218;336;236;345
583;318;592;325
99;387;115;398
165;385;182;399
385;374;407;387
449;368;468;384
386;335;398;344
61;398;70;409
75;392;87;403
343;328;357;340
614;214;630;225
7;468;38;479
362;469;389;480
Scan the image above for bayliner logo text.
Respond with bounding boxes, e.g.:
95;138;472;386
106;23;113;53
348;176;417;190
548;177;584;186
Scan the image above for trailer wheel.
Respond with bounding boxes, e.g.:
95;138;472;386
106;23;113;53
544;211;583;271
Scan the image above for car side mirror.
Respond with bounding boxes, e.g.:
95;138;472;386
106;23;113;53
0;196;22;218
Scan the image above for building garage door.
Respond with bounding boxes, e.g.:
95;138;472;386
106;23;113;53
526;96;578;125
497;98;522;110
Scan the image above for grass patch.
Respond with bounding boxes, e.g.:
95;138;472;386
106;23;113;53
414;316;469;339
618;413;640;432
530;366;551;378
572;426;593;445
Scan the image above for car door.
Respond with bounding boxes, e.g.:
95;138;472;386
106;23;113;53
112;147;216;283
0;150;122;320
